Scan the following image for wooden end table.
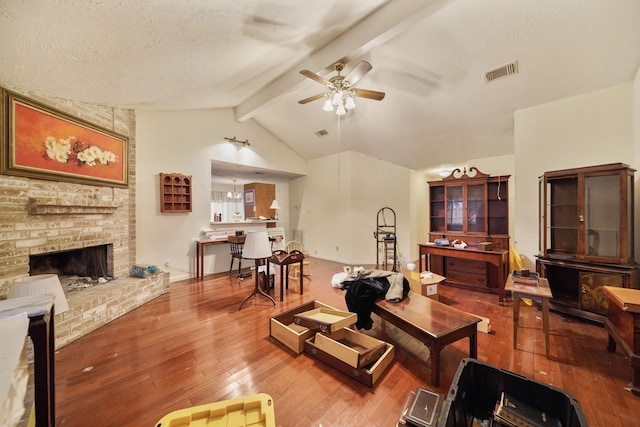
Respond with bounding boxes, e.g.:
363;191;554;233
505;274;553;358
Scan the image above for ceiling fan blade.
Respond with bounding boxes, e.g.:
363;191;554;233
298;93;326;104
352;88;385;101
345;61;373;86
300;69;331;86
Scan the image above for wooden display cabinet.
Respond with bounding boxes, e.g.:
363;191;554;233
536;163;640;323
428;167;510;250
160;173;192;213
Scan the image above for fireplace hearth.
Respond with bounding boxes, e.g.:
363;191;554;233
29;244;114;279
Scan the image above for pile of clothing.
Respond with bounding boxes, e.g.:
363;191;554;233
338;269;410;330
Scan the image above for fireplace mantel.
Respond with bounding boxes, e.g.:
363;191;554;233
28;197;120;215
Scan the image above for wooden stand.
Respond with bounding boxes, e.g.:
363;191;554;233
238;259;276;310
505;274;553;358
602;286;640;396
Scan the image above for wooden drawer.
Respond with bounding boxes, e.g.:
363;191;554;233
446;258;486;274
270;300;340;354
294;308;356;334
304;330;394;387
313;328;388;368
447;270;488;287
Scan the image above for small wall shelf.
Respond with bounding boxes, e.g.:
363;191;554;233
160;173;192;213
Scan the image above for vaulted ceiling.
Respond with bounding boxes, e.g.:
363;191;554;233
1;0;639;176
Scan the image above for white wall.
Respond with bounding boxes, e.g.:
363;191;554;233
514;83;636;268
289;151;414;266
136;108;306;281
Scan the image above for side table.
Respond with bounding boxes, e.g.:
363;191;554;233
0;294;55;427
505;274;553;358
268;250;305;301
602;286;640;396
195;239;227;279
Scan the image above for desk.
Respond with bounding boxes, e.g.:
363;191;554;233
0;295;55;427
372;293;480;387
505;274;553;358
602;286;640;395
418;244;509;302
268;250;304;301
195;239;227;279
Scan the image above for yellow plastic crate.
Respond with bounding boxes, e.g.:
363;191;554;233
155;393;275;427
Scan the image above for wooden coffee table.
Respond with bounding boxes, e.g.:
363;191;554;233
372;293;480;387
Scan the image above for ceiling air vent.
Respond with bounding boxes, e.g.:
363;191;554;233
315;129;329;137
485;61;518;82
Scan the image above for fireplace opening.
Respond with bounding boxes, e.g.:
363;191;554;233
29;244;114;278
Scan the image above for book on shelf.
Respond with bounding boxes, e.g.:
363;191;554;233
493;392;561;427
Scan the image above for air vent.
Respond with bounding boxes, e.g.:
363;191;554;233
485;61;518;82
315;129;329;137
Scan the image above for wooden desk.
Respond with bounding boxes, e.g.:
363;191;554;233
505;274;553;358
418;244;509;302
372;293;480;387
195;239;227;279
602;286;640;395
268;250;304;301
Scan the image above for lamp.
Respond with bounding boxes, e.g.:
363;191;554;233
237;230;276;310
228;179;243;221
269;199;280;219
224;136;250;147
9;273;70;314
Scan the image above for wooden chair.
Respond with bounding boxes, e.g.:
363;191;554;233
284;240;311;279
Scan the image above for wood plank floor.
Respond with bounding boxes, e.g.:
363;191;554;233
54;258;639;426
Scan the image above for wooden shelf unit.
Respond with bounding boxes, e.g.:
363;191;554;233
160;173;192;213
428;167;510;250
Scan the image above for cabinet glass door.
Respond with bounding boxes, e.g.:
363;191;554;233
584;174;619;259
446;185;463;231
466;184;486;233
548;177;578;256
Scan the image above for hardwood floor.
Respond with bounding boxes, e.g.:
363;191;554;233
54;258;639;426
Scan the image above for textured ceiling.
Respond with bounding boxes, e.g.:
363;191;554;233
1;0;639;176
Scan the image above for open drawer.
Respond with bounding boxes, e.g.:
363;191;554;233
313;328;388;368
269;300;340;354
293;308;356;334
304;329;394;387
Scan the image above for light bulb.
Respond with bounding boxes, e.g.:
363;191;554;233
227;191;233;199
336;104;346;115
345;95;356;109
332;91;343;106
323;98;333;111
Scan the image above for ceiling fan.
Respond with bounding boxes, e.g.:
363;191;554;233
298;61;385;115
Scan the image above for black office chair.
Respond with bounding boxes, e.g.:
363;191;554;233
228;235;251;278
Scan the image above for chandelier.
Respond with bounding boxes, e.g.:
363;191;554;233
227;179;242;201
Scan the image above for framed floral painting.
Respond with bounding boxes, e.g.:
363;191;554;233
0;88;129;187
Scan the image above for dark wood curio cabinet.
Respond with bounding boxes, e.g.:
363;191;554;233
429;166;510;250
536;163;640;323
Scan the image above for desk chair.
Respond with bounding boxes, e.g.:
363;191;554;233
284;240;312;279
228;235;251;279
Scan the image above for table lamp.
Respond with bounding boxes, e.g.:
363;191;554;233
9;273;70;314
269;200;280;219
238;230;276;310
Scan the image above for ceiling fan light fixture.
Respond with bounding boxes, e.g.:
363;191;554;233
323;97;333;111
332;91;343;106
345;95;356;110
336;104;346;116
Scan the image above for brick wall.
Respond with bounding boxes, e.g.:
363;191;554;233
0;89;169;348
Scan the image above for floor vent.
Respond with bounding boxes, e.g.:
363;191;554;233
485;61;518;82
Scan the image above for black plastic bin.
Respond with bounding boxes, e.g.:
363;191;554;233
438;358;588;427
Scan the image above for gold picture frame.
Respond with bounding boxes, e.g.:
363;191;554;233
0;88;129;187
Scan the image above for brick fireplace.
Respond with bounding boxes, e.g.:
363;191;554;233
0;90;169;348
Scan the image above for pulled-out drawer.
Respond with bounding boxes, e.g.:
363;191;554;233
294;308;356;334
314;328;388;368
305;329;394;387
270;300;339;354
